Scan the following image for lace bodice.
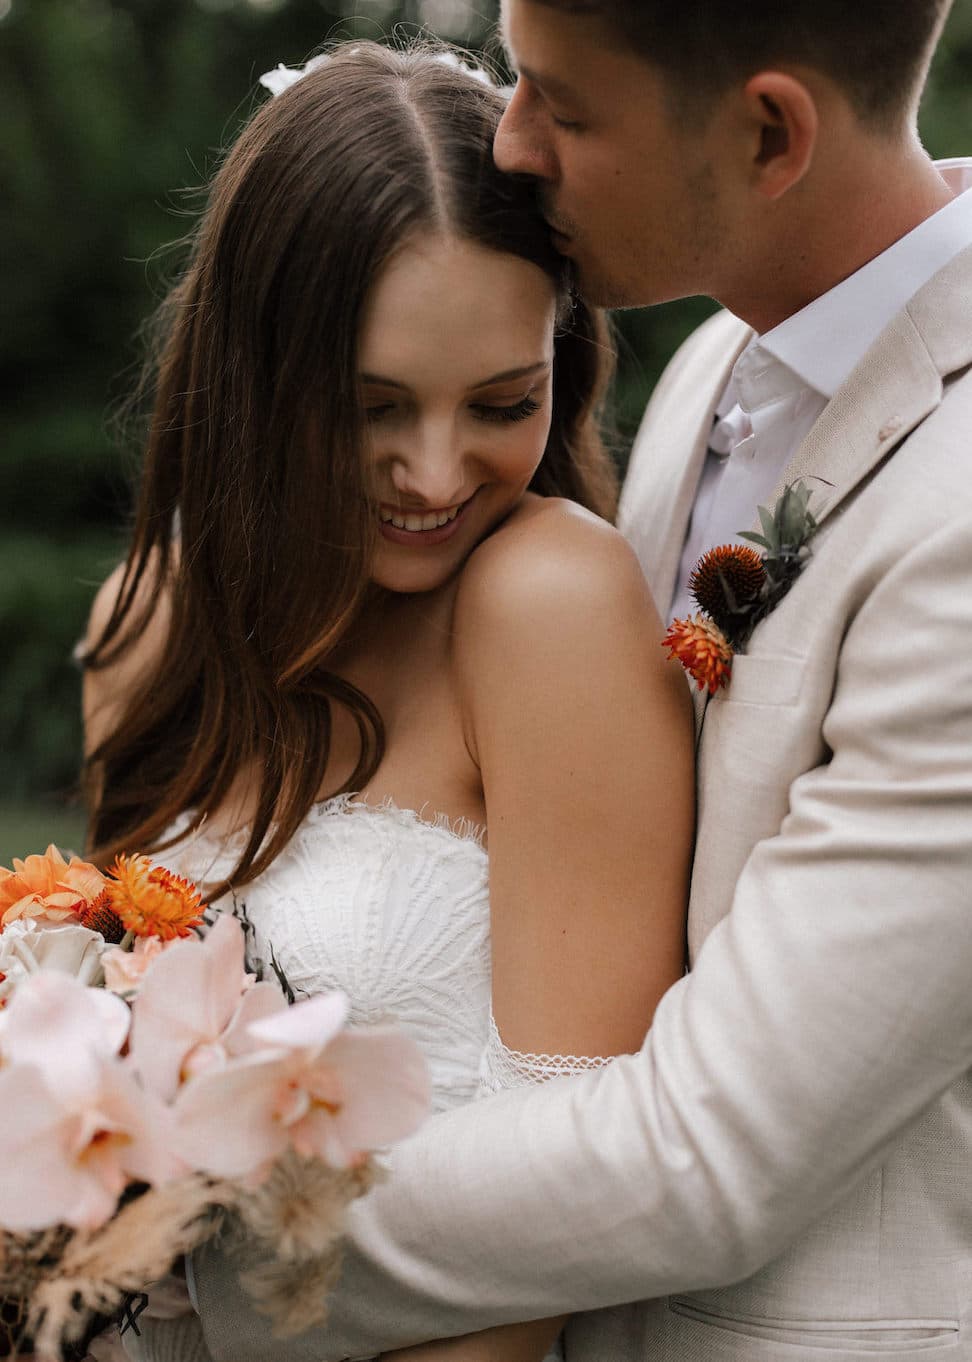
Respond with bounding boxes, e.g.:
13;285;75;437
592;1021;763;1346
160;796;492;1113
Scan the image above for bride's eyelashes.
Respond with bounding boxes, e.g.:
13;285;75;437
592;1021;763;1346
470;394;542;423
362;394;544;425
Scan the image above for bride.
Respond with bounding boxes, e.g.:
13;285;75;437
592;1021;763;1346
80;40;694;1362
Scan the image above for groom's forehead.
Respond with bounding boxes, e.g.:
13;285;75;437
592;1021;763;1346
500;0;624;72
500;0;668;89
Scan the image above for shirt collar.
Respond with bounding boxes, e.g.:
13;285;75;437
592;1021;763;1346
755;158;972;401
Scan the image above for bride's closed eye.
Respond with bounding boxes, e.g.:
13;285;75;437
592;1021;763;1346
363;402;397;423
470;394;542;423
362;395;544;425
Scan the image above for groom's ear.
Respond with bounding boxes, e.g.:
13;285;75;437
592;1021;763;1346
741;71;818;201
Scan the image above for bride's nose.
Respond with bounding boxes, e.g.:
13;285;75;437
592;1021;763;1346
387;425;468;509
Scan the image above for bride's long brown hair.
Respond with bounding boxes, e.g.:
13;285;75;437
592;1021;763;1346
82;41;617;892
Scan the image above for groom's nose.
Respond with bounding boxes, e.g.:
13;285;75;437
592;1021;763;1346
495;78;557;182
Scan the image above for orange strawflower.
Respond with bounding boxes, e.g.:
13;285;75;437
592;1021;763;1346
105;854;204;941
0;845;109;929
662;614;734;695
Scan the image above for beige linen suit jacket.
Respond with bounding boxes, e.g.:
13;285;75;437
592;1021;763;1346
193;246;972;1362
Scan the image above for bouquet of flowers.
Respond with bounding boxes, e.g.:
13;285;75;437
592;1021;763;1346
0;846;430;1360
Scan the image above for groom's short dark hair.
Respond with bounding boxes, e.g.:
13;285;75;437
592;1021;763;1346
531;0;952;129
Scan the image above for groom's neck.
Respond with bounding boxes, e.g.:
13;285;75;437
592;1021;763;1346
723;135;955;335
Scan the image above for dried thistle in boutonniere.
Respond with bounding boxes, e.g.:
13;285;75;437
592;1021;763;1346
663;481;819;694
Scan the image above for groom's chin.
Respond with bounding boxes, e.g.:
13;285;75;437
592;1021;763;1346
572;264;644;311
575;256;694;311
561;245;649;310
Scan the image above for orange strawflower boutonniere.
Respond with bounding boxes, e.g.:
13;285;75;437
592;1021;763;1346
663;481;819;694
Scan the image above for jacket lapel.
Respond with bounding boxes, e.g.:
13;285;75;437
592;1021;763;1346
622;310;751;611
757;242;972;531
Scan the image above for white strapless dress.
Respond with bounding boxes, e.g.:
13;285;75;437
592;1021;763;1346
162;795;493;1114
129;796;585;1362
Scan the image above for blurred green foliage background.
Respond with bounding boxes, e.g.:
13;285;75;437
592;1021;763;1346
2;0;971;862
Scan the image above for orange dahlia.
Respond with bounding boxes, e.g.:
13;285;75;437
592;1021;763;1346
689;544;766;636
662;615;734;695
0;845;109;929
105;854;204;941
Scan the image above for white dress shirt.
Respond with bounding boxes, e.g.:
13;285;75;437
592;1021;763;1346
669;156;972;621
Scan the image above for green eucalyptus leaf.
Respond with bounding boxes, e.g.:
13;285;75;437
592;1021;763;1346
757;505;778;541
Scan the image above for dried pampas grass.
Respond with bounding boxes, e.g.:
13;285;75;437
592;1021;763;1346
2;1155;377;1356
3;1174;231;1359
225;1151;381;1337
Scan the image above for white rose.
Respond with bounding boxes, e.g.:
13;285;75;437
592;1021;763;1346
0;919;108;1001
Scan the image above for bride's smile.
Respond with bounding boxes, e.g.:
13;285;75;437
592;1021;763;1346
376;490;476;543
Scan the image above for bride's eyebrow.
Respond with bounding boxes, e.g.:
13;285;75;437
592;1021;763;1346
469;360;552;389
359;360;552;391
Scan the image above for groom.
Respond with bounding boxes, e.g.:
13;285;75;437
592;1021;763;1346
199;1;972;1357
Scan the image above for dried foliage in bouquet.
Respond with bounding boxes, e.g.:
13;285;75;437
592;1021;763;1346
0;847;431;1360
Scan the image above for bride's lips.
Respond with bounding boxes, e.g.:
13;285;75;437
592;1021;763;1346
377;491;478;547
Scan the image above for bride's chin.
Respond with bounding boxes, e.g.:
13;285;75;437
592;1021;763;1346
368;551;463;596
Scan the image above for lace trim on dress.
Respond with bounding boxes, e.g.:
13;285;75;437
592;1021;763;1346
478;1014;613;1094
160;793;486;860
317;793;487;852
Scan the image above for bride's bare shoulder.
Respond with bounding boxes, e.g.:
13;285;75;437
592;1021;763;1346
451;493;691;774
455;494;656;634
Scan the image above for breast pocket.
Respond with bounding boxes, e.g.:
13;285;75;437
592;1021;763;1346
694;649;824;889
718;652;806;708
668;1298;961;1356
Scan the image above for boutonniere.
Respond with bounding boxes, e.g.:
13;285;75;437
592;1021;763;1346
662;480;819;694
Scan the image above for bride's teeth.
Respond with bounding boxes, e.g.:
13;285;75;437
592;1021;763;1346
379;502;463;532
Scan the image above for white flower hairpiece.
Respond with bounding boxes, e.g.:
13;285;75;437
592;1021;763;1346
258;53;331;97
258;46;494;98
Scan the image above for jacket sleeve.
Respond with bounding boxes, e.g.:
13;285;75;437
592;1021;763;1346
194;514;972;1362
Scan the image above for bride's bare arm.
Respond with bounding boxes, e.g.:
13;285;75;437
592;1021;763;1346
382;1317;562;1361
388;502;694;1361
459;499;693;1062
82;556;173;757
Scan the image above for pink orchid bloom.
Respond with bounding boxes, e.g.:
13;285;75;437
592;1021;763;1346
0;968;130;1104
173;991;431;1178
127;914;270;1101
0;1045;181;1231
